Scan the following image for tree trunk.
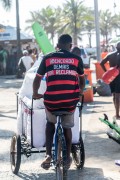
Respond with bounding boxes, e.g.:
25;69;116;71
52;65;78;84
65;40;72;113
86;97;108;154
88;32;92;47
105;33;108;44
73;24;78;45
73;34;78;45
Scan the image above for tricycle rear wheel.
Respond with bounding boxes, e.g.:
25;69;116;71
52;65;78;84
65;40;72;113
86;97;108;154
10;134;21;174
71;137;85;169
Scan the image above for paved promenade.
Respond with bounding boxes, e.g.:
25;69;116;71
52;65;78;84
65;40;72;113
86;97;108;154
0;75;120;179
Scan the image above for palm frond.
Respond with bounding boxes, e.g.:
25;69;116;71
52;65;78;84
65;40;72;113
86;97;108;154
1;0;12;11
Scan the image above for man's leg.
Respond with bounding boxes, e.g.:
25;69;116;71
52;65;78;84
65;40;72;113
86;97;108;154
45;121;55;156
62;112;74;168
41;109;56;169
113;93;115;107
41;122;55;169
63;128;72;160
114;93;120;119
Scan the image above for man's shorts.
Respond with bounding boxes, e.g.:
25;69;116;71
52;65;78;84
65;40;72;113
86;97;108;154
45;108;75;128
110;74;120;93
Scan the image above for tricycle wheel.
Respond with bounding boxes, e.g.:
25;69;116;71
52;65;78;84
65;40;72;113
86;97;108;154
10;134;21;174
56;136;67;180
71;137;85;169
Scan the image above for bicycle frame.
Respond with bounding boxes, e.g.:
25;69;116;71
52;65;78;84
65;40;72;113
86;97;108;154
52;113;67;179
54;116;65;162
77;94;84;142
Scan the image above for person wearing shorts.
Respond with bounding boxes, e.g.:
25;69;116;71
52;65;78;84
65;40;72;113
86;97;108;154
100;42;120;119
33;34;85;169
45;108;74;128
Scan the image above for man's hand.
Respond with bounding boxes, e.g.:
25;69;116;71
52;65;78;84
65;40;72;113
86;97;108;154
33;75;42;99
32;93;43;100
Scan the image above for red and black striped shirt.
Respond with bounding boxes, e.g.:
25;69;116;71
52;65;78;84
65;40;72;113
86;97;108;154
37;50;84;112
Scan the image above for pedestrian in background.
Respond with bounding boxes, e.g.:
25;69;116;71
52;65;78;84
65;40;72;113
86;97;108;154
0;46;8;75
28;49;36;62
71;46;81;57
17;50;34;78
100;42;120;119
18;50;34;72
101;47;108;59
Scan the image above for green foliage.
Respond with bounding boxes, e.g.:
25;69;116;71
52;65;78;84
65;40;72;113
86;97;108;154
99;9;116;44
62;0;86;45
26;6;63;45
0;0;12;10
25;0;120;47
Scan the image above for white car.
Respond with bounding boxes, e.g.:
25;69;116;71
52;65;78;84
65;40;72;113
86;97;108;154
80;48;90;68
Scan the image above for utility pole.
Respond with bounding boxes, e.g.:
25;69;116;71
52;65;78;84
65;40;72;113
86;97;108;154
16;0;21;61
113;0;117;36
94;0;101;61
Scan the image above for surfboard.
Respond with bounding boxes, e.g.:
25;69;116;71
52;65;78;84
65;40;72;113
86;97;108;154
32;22;55;54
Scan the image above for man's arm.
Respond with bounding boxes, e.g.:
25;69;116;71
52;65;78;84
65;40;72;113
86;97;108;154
100;57;108;72
77;57;85;93
33;56;46;99
78;75;85;93
33;75;43;99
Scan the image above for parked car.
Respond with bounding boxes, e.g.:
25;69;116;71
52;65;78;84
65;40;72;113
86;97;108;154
86;47;97;60
80;48;90;68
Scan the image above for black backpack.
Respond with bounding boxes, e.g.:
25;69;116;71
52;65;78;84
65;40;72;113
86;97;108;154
16;58;26;78
18;58;26;72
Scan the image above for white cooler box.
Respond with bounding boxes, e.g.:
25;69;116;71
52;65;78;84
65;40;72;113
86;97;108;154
17;100;46;148
17;99;80;148
27;109;46;148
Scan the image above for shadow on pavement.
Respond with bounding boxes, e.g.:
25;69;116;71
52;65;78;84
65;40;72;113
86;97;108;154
85;131;120;163
82;104;113;115
0;110;16;114
0;130;116;180
0;113;16;120
17;167;109;180
0;78;23;89
0;129;15;137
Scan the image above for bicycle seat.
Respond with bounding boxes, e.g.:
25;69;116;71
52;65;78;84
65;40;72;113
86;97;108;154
52;111;73;116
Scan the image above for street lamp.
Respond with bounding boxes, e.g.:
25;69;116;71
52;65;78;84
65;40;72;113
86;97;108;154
16;0;21;61
94;0;101;61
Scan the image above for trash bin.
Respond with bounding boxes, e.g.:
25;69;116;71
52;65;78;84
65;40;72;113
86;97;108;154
83;68;93;103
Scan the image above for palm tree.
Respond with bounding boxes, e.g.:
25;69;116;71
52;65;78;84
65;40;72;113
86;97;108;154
62;0;86;45
0;0;12;30
25;11;39;33
83;8;95;47
99;10;114;44
25;6;62;46
0;0;22;61
112;13;120;36
0;0;12;10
